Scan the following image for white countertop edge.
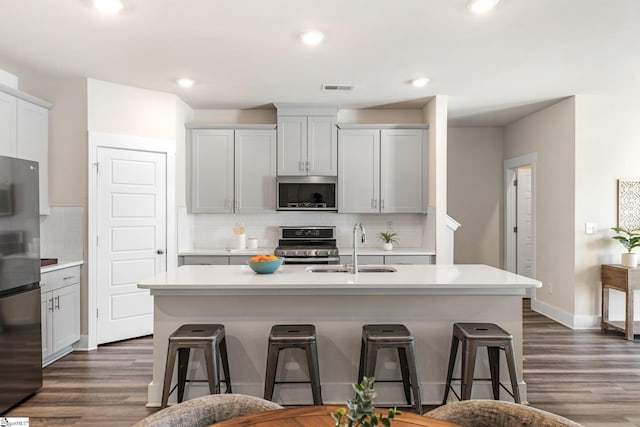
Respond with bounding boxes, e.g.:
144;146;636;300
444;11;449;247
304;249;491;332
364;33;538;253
41;260;84;273
148;287;528;296
178;248;436;256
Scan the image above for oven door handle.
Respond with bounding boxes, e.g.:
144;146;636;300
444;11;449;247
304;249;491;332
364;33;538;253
283;257;340;264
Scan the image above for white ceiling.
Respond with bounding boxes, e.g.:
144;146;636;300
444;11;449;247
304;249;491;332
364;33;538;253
1;0;638;126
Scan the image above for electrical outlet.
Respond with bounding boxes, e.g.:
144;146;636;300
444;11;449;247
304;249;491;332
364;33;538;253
547;281;553;294
585;223;597;234
386;221;393;231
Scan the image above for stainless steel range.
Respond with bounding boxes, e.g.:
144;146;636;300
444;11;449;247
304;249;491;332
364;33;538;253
274;226;339;264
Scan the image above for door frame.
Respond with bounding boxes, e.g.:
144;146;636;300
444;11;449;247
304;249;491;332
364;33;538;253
87;132;176;350
503;153;537;293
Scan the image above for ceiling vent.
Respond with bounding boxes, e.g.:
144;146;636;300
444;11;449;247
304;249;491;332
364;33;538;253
321;84;355;91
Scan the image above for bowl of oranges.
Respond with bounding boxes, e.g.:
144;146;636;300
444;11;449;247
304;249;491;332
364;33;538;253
248;254;283;274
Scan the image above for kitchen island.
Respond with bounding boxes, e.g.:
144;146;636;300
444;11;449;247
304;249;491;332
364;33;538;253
138;264;540;407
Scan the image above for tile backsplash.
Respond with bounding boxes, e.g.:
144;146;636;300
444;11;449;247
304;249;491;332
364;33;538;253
177;207;428;251
40;207;84;260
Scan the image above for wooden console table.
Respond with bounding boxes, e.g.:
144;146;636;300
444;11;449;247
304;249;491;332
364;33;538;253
601;264;640;340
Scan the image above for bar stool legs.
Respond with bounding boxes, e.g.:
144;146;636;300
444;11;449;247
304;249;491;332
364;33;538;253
443;322;521;404
161;324;231;408
263;324;323;405
358;324;423;414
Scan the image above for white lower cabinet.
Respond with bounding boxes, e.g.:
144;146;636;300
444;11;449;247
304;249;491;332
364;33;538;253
41;265;81;366
179;255;252;266
340;255;434;265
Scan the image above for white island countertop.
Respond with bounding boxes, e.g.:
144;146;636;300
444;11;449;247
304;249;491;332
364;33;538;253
138;264;540;296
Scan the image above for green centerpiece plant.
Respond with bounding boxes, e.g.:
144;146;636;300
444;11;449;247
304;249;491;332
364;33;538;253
611;226;640;267
332;377;401;427
377;231;399;251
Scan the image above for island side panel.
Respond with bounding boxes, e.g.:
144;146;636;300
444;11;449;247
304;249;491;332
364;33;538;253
147;293;525;406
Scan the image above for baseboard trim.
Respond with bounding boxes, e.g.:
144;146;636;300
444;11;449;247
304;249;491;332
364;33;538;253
74;335;97;351
531;299;600;329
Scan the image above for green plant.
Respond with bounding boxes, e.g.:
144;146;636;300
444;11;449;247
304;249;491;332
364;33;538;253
611;227;640;253
377;231;399;245
331;377;401;427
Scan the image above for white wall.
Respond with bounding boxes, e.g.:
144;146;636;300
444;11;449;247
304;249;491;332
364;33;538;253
504;98;576;320
574;94;640;324
87;79;178;139
175;99;194;207
192;109;276;124
448;127;504;266
423;96;449;262
338;109;425;124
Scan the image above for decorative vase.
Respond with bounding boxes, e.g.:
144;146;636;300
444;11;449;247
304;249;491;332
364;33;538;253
621;252;638;268
383;242;393;251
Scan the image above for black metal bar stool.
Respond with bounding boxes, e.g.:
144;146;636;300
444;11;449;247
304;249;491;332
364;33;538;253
161;324;232;408
358;324;423;414
263;324;322;405
443;322;521;404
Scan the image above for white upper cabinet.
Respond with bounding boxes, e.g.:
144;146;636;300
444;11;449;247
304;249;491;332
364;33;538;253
277;116;307;175
0;87;51;215
338;129;380;213
338;126;428;214
17;99;49;215
189;129;235;213
234;129;277;213
188;126;277;214
380;129;427;213
307;115;338;175
276;105;338;176
0;91;17;156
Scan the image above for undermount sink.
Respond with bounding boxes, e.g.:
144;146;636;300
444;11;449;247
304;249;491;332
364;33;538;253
306;265;397;273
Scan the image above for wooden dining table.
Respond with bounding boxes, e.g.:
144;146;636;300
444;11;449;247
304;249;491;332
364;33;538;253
213;405;461;427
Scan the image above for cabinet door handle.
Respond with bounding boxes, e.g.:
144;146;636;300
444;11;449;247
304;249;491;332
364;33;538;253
55;296;60;310
49;298;54;312
156;249;165;255
63;276;74;280
374;199;378;209
306;161;310;172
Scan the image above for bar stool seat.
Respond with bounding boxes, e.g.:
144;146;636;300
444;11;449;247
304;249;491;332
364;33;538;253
358;324;423;414
161;324;232;408
443;322;521;404
263;324;322;405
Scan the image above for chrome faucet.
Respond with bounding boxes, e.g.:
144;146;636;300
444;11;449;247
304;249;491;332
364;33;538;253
352;223;366;274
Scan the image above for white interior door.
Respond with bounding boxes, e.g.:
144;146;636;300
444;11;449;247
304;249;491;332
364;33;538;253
517;166;534;278
97;147;166;344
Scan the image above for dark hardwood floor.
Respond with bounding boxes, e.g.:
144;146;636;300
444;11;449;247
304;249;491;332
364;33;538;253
523;299;640;427
5;300;640;426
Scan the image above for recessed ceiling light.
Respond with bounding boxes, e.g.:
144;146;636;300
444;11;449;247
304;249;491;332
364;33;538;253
467;0;500;14
177;78;194;88
93;0;123;14
411;77;430;88
301;30;325;46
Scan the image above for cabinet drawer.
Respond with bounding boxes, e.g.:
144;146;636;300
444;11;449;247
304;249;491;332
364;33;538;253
181;256;230;265
229;256;252;265
41;266;80;293
385;255;434;265
601;266;629;291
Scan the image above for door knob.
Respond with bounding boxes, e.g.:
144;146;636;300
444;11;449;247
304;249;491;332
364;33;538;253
157;249;165;255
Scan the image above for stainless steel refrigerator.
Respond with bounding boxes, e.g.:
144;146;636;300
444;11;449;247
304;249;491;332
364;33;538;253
0;155;42;413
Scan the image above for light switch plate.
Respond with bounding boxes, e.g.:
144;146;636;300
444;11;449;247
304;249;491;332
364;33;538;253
585;222;597;234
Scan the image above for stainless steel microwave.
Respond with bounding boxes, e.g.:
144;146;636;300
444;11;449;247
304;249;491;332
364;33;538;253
276;176;337;211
